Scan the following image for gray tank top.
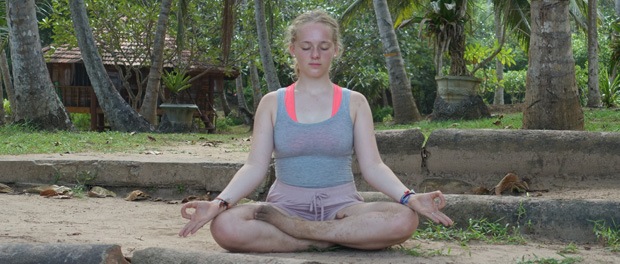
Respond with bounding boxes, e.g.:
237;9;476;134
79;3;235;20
273;87;354;188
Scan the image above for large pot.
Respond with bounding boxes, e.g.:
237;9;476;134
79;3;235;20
159;103;198;133
432;76;490;120
435;75;481;103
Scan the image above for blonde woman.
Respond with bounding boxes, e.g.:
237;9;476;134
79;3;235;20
179;9;452;253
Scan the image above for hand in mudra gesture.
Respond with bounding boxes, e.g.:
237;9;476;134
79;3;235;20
178;201;222;237
408;191;453;226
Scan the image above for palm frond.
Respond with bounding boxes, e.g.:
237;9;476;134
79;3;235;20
492;0;530;53
339;0;372;27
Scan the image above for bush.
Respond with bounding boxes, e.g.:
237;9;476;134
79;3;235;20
70;113;91;131
3;99;10;116
372;106;393;123
502;70;527;103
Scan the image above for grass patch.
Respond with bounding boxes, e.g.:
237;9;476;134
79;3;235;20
592;220;620;252
0;123;248;155
1;108;618;155
516;254;583;264
412;218;526;246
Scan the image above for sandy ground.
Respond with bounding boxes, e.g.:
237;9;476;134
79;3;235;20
1;193;619;264
1;143;620;263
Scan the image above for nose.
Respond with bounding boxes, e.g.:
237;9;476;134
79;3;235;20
311;48;320;59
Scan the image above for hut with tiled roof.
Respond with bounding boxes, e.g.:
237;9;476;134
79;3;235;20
43;43;238;131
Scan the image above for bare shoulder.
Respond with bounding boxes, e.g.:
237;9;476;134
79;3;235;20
256;91;279;112
349;90;368;105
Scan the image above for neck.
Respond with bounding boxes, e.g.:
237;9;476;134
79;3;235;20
295;77;332;94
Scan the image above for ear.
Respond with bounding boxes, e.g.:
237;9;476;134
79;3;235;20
288;44;295;57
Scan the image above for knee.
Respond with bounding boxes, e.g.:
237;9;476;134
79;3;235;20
390;208;419;242
210;212;246;251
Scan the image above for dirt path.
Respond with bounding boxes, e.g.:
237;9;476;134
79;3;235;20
1;194;618;263
1;143;619;263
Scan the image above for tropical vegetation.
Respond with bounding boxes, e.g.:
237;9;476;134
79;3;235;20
0;0;618;132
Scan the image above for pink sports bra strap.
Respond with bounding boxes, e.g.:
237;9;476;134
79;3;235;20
285;83;342;122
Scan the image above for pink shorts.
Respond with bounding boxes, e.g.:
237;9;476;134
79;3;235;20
266;180;364;221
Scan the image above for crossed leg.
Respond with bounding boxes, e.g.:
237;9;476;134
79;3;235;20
210;202;419;252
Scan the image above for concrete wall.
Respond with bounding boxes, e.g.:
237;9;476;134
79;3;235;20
422;129;620;192
351;128;620;193
1;128;619;196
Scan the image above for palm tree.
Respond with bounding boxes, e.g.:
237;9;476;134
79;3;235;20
372;0;422;123
587;0;602;107
141;0;174;125
254;0;281;92
342;0;423;123
8;0;73;130
69;0;153;132
523;0;584;130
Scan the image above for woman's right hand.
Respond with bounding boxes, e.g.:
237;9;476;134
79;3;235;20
178;200;223;237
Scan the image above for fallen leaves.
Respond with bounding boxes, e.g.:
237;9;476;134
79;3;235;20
0;183;13;193
125;190;150;201
494;172;529;195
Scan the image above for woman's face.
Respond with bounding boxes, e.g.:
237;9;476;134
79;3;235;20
289;22;338;79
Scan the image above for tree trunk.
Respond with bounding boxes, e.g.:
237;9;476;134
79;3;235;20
616;0;620;16
254;0;280;92
8;0;73;130
141;0;173;125
216;78;231;117
69;0;153;132
235;73;253;125
523;0;584;130
249;60;263;111
586;0;602;108
493;9;504;105
448;0;468;77
373;0;422;123
221;0;235;64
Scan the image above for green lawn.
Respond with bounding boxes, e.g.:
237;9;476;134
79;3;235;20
1;108;618;155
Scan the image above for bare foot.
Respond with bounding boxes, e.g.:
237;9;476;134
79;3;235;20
255;205;304;238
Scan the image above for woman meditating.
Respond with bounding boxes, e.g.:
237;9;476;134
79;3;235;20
179;9;453;253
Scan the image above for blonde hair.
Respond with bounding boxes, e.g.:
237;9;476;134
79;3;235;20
285;9;342;77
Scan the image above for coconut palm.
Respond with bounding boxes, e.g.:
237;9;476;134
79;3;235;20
8;0;73;130
342;0;423;123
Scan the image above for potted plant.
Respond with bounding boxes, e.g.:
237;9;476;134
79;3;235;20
158;68;198;132
400;0;513;120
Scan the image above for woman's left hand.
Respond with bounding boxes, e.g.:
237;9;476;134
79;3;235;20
408;191;453;226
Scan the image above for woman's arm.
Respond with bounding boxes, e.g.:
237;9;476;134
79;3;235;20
179;92;278;237
350;91;452;226
350;91;408;201
216;92;278;205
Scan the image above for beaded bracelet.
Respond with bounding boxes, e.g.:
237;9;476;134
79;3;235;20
399;189;416;205
214;197;230;210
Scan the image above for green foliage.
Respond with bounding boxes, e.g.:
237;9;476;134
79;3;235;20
3;98;10;116
502;70;527;103
592;219;620;252
70;113;91;131
396;244;450;257
72;170;97;198
413;218;525;246
516;255;583;264
464;41;516;68
162;69;192;94
574;65;589;106
372;106;393;123
215;115;244;132
599;68;620;108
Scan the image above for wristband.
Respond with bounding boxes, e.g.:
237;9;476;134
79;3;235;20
399;189;416;205
214;197;230;210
